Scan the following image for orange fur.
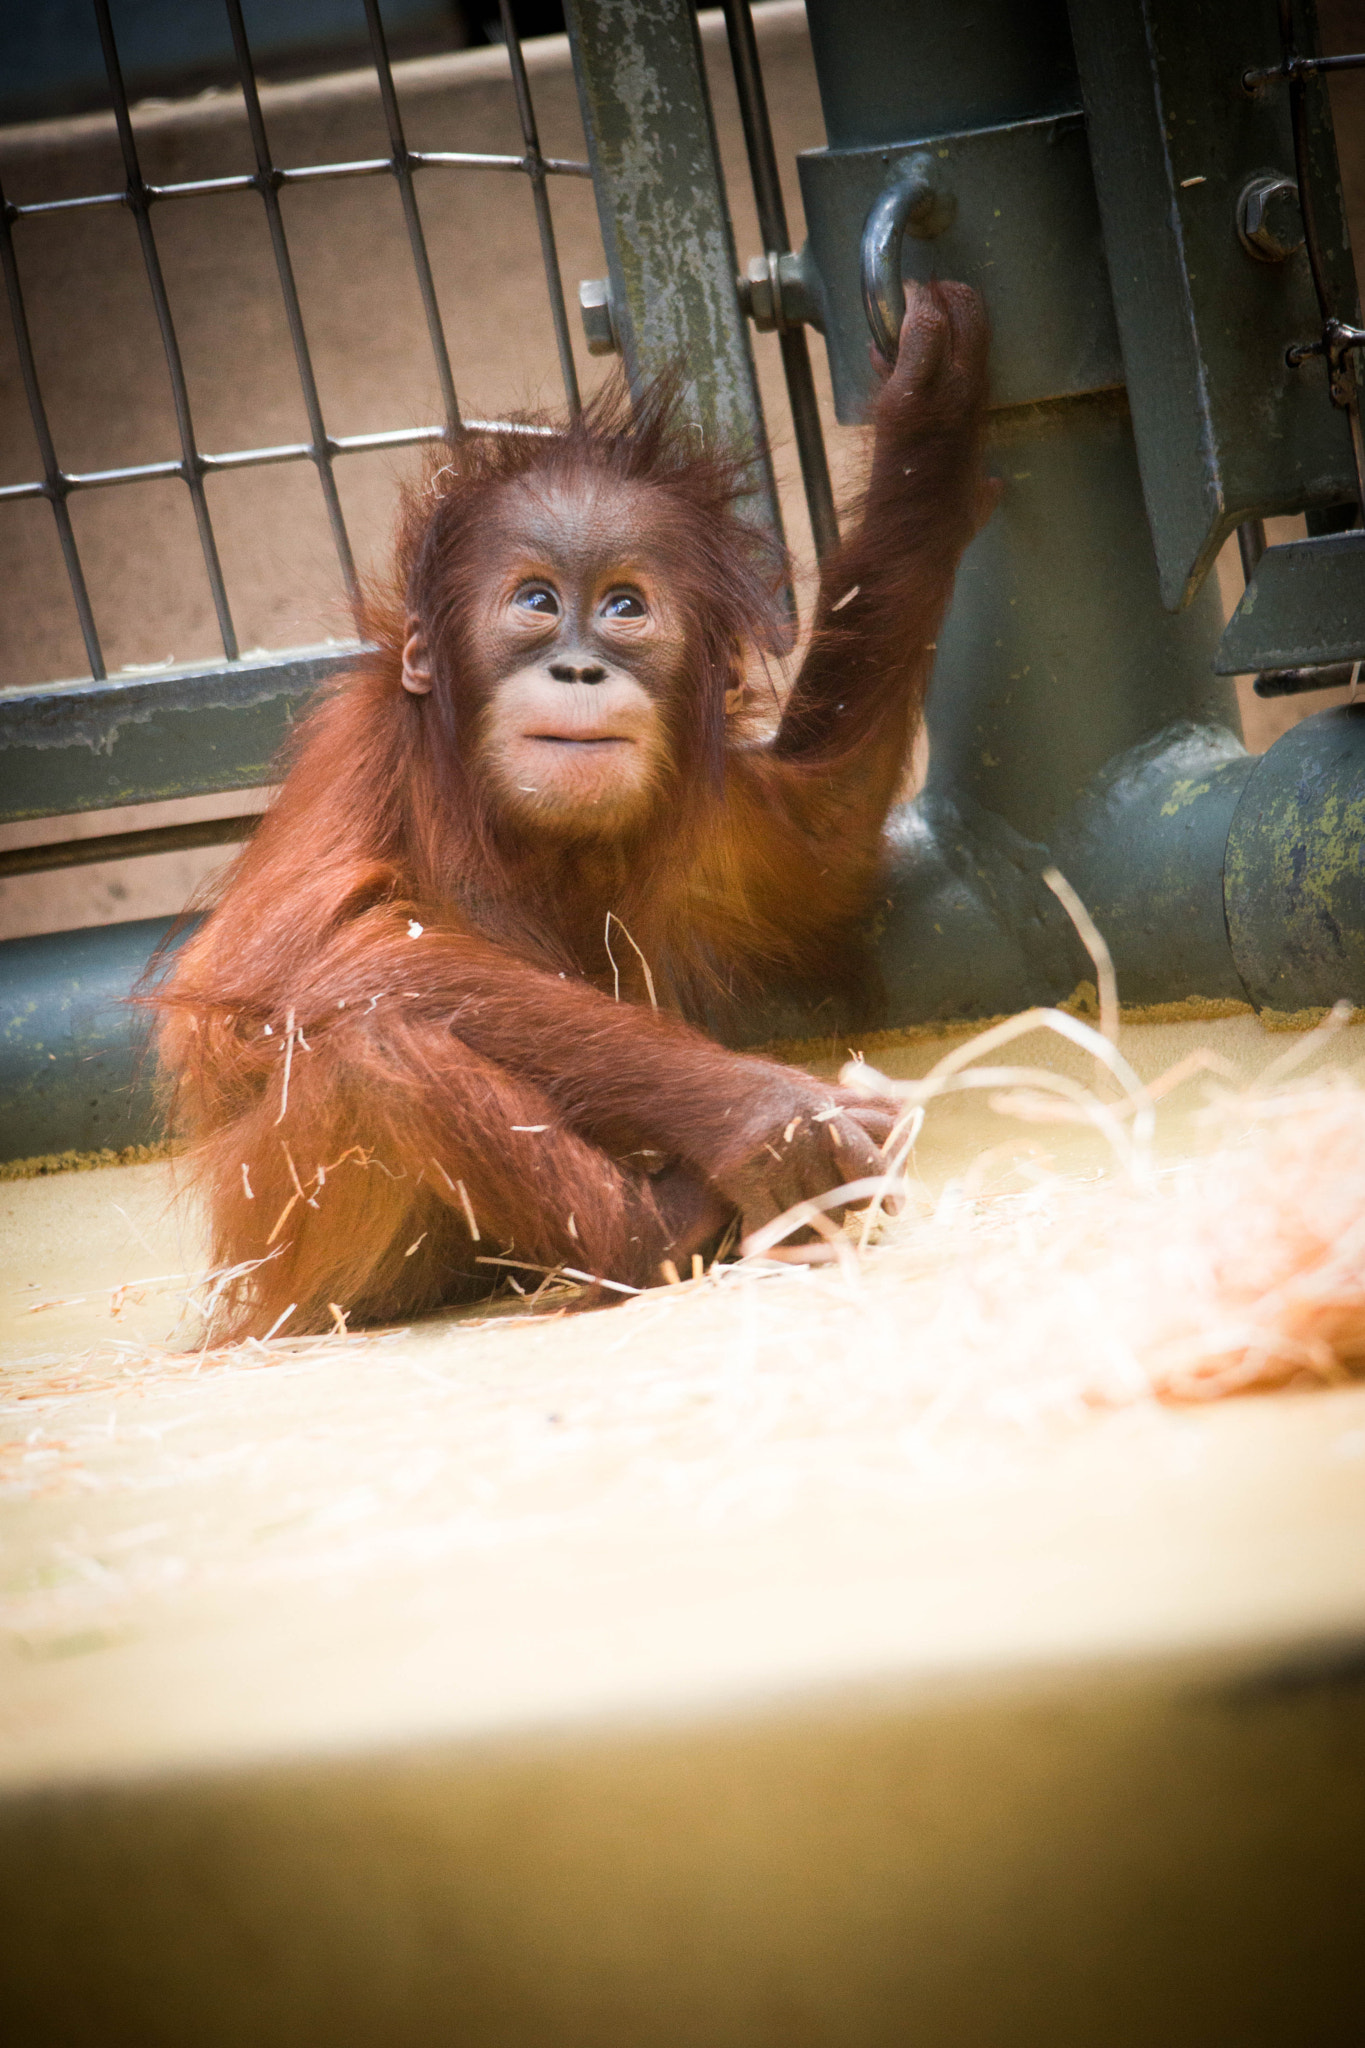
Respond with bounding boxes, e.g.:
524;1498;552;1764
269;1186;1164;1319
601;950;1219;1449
155;285;992;1337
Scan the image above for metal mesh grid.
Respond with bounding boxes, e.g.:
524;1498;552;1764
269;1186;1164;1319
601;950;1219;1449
0;0;589;686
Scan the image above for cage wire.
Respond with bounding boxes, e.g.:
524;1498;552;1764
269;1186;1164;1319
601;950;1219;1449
0;0;590;688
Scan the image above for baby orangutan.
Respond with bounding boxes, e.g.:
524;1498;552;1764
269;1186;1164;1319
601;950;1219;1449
156;280;995;1336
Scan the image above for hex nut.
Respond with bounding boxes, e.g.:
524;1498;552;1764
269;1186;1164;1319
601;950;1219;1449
578;278;620;357
1238;174;1306;262
744;254;777;332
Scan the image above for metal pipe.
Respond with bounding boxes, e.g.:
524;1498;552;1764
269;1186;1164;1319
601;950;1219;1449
1225;704;1365;1008
1244;48;1365;91
0;917;186;1166
1237;517;1267;579
11;154;593;220
0;422;551;507
720;0;838;560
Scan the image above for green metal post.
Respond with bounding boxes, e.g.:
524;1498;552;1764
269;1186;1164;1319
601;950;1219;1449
789;0;1248;1026
563;0;784;546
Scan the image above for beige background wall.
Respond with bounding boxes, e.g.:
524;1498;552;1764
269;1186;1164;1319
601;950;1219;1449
2;1;1364;942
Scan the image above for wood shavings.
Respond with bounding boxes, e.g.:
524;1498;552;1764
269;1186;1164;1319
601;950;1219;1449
273;1008;296;1126
6;1060;1365;1649
1043;866;1118;1045
7;1007;1365;1666
603;911;659;1011
560;1267;640;1296
455;1178;480;1241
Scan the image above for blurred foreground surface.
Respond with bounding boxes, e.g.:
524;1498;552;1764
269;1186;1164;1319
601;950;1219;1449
2;1011;1363;2045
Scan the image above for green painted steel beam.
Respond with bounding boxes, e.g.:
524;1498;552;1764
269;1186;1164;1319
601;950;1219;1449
1216;531;1365;673
0;645;360;824
1068;0;1358;610
0;916;186;1163
803;0;1080;148
1226;705;1365;1010
563;0;783;546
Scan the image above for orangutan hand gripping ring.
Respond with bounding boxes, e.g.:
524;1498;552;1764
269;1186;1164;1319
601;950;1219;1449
860;152;958;364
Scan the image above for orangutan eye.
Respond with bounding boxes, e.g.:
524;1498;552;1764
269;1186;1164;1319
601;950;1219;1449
601;589;646;620
514;584;560;617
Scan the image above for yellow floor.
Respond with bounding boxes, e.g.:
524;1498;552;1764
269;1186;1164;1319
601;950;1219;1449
3;1012;1364;2044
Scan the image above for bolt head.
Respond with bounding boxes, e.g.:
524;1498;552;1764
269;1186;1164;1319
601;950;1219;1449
1238;174;1305;262
578;278;619;357
744;254;777;332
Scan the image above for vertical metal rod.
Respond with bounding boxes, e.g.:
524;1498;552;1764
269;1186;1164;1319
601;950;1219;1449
0;177;106;679
720;0;838;560
223;0;358;599
1279;0;1334;325
1237;517;1267;580
361;0;462;439
498;0;582;416
92;0;239;659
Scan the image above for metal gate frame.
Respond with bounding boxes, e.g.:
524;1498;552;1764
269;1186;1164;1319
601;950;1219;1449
0;0;831;884
0;0;592;870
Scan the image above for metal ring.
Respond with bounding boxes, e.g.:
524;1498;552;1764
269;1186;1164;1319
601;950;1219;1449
860;152;954;363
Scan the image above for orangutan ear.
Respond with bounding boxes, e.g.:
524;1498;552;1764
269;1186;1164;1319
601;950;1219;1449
400;616;434;696
723;639;751;719
724;664;754;717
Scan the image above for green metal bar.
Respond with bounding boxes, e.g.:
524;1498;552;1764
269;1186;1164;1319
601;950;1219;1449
1217;530;1365;671
0;646;360;824
563;0;784;549
0;917;185;1165
1067;0;1358;610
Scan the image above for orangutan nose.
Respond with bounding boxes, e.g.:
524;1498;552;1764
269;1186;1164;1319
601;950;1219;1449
549;660;608;685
